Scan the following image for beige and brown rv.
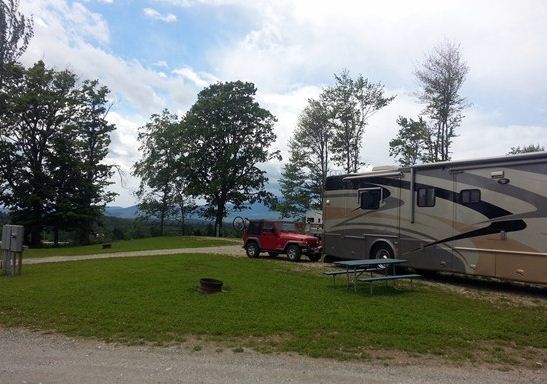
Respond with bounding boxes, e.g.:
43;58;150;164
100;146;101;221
323;152;547;284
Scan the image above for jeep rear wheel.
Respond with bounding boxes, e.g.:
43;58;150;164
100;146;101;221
308;254;321;262
286;244;301;262
245;242;260;258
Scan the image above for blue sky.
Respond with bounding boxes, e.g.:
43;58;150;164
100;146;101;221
20;0;547;206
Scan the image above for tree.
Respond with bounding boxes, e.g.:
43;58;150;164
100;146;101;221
507;144;545;155
172;190;198;236
0;61;77;246
0;61;116;246
389;116;433;166
324;69;395;173
69;80;117;244
181;81;280;236
277;142;312;218
278;97;331;215
133;109;194;236
0;0;33;89
292;97;331;206
415;41;469;162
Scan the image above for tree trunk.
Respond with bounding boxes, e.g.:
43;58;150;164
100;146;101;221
215;203;225;238
30;224;41;247
160;211;165;236
53;227;59;247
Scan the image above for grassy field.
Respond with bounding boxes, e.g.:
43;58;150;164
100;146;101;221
0;254;545;367
23;236;239;258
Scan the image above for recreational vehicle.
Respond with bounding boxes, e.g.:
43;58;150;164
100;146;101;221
322;152;547;284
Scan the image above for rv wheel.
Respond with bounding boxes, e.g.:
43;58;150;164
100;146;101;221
371;243;394;272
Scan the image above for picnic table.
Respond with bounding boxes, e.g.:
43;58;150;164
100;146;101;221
324;258;421;294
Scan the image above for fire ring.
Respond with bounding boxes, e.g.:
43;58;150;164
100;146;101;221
199;278;223;294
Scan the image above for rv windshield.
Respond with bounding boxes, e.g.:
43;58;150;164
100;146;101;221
279;222;297;232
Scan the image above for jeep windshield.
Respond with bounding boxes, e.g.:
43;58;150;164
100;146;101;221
279;222;297;232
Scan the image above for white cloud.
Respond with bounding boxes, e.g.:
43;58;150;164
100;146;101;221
153;60;169;68
21;1;198;114
143;7;178;23
17;0;547;205
105;112;144;206
153;0;239;7
172;67;218;88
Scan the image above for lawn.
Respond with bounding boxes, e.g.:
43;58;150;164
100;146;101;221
0;254;545;367
23;236;239;258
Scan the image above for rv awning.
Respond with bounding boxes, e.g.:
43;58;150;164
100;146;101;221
343;171;403;181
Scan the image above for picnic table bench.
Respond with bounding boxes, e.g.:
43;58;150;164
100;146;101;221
357;273;422;294
324;259;421;294
323;268;372;286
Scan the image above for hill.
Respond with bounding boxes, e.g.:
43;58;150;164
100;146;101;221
104;202;281;221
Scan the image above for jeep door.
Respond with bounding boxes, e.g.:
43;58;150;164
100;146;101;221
260;222;279;250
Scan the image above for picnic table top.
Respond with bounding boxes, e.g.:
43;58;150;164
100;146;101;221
333;258;408;267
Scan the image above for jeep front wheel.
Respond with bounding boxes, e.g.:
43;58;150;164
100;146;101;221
245;242;260;258
286;244;301;262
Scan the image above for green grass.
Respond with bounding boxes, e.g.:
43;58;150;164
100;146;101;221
24;236;239;258
0;255;545;365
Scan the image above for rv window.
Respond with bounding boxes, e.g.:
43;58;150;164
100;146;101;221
461;189;481;204
359;189;382;210
417;188;436;207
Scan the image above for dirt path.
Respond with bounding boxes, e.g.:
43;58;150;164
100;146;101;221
23;244;246;265
0;328;544;384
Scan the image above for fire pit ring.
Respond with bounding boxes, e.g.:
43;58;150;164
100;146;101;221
199;278;224;294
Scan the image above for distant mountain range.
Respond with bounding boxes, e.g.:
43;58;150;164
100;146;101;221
104;202;282;222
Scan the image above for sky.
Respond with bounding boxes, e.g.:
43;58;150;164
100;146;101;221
19;0;547;207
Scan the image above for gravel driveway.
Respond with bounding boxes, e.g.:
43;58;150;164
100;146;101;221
1;328;544;384
24;244;247;265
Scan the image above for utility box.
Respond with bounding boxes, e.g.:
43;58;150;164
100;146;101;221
2;225;24;252
2;225;25;276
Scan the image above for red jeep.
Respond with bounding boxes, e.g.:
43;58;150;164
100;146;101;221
241;219;322;262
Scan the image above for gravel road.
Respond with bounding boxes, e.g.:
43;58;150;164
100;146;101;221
1;328;544;384
24;245;247;265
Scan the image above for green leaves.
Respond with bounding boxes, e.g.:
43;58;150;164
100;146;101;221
389;116;433;166
0;61;116;245
414;41;469;162
181;81;279;235
279;70;394;216
324;69;395;173
133;109;195;235
133;81;278;236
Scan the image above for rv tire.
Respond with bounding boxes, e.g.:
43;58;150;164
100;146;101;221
371;243;394;273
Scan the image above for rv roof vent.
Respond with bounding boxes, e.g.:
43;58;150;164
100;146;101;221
371;165;398;172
